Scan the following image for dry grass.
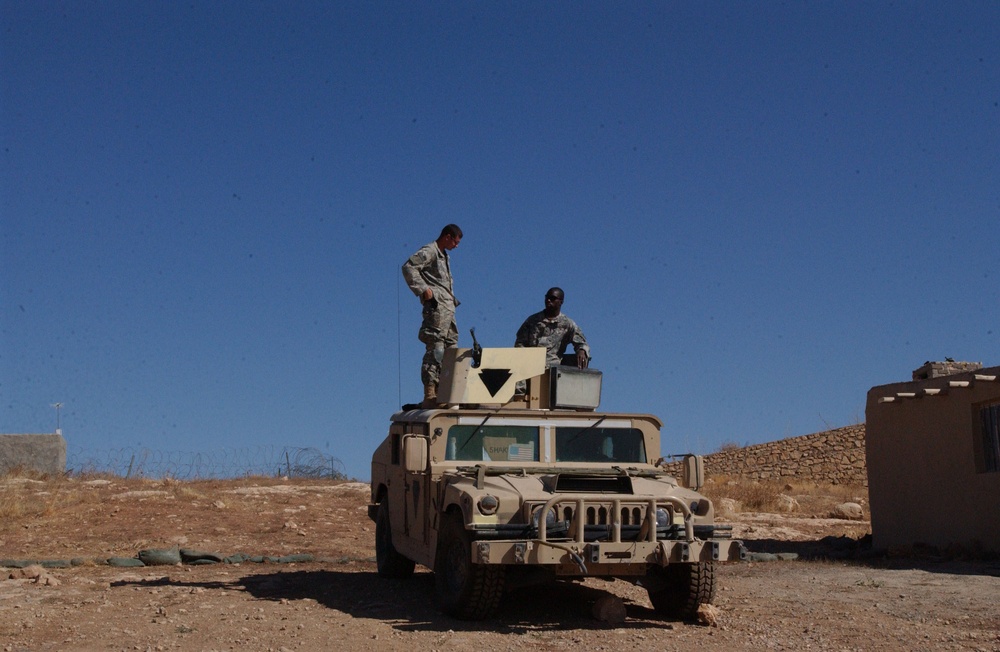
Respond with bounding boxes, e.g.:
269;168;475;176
0;470;136;523
702;474;869;517
3;468;866;523
0;471;68;521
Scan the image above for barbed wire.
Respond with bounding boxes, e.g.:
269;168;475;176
67;446;348;480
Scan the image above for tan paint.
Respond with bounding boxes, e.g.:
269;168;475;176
865;365;1000;552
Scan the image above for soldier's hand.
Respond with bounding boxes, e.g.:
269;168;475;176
576;350;589;369
421;288;434;303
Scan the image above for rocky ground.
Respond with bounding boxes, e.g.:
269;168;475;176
1;476;998;651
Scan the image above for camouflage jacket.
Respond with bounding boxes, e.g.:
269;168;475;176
402;241;458;306
515;311;590;367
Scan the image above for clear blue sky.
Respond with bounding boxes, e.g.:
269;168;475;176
2;2;997;480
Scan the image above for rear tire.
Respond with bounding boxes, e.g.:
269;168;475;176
434;513;505;619
375;499;415;578
647;562;716;620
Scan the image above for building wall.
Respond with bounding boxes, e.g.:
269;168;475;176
0;434;67;475
865;365;1000;552
660;424;868;486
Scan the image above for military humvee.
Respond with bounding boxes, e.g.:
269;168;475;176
369;345;745;620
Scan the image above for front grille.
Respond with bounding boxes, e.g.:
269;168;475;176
527;498;684;543
563;504;650;526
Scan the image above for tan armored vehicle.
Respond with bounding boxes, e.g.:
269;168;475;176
369;345;745;620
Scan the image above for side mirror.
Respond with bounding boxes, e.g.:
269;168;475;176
681;454;704;491
403;435;428;473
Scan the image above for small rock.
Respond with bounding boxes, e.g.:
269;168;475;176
832;502;864;520
591;594;627;624
9;565;60;586
9;565;44;580
40;574;61;586
718;498;740;516
696;603;721;627
776;494;800;512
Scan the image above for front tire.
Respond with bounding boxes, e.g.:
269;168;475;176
647;562;716;620
375;499;415;578
434;513;505;619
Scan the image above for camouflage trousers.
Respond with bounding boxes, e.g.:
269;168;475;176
418;298;458;389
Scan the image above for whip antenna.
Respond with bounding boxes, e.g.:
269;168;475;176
397;270;402;407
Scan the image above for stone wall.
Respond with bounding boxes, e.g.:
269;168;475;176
911;360;982;380
0;434;67;475
662;424;868;486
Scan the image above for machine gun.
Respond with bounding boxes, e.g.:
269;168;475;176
469;327;483;368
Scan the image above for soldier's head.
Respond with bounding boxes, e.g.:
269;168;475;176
437;224;463;251
543;287;564;317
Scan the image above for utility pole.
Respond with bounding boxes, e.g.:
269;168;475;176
51;403;63;435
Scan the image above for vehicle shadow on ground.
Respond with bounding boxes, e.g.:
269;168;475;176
743;537;1000;577
231;568;671;632
744;535;868;559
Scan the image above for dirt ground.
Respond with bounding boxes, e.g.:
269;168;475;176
1;476;998;652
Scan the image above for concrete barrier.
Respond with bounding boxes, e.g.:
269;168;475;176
0;434;67;475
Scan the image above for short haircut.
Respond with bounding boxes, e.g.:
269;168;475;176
440;224;463;239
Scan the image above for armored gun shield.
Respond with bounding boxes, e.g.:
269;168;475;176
438;347;546;405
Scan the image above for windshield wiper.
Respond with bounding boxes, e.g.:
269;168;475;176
563;415;607;446
455;385;524;455
460;412;493;451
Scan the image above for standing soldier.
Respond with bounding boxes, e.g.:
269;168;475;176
402;225;463;407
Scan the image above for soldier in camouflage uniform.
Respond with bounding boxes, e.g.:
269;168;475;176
402;224;463;406
515;287;590;368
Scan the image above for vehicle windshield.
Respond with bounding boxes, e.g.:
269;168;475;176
446;425;539;462
554;427;646;463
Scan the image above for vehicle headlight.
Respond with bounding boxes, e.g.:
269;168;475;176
655;508;670;528
531;506;557;529
478;494;499;516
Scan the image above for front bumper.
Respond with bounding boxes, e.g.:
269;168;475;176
471;538;746;575
467;492;746;574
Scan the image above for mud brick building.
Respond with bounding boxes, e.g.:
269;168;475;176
865;361;1000;553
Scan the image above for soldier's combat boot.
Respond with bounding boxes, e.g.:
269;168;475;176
421;383;438;408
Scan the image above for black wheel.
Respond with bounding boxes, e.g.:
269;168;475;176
434;513;505;619
647;562;716;620
375;499;415;578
